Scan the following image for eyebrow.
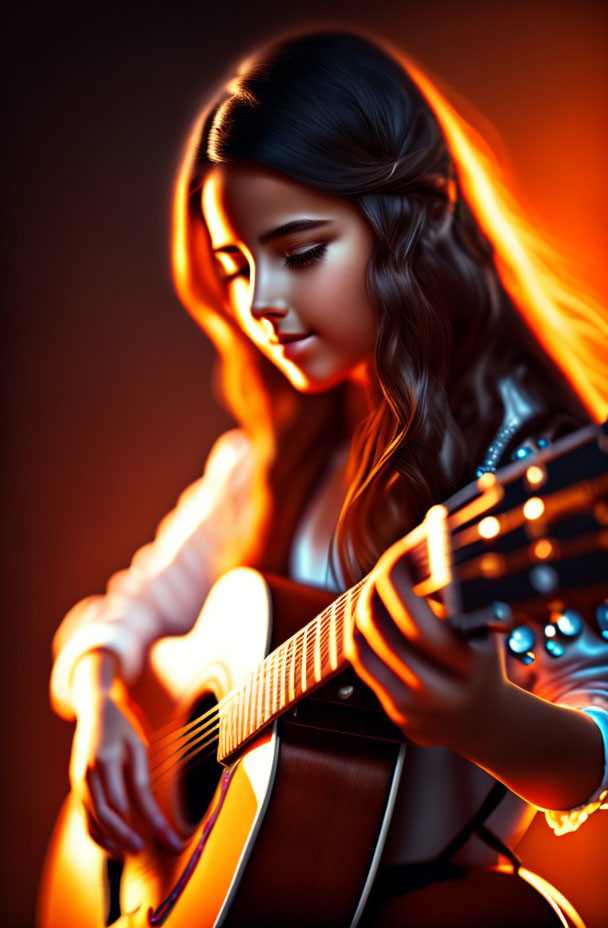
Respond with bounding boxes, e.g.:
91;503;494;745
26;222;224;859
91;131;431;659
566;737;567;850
212;218;332;253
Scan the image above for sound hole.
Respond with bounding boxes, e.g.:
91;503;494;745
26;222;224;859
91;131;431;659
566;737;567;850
179;692;224;827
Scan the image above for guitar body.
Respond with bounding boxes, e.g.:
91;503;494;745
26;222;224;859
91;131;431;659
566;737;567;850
38;568;405;928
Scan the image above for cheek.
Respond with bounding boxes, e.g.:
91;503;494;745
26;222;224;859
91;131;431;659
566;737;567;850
307;244;375;351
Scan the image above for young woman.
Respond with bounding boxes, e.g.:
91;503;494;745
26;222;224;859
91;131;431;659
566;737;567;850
49;28;608;924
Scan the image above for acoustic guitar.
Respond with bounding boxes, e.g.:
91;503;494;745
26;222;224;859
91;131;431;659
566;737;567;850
37;421;608;928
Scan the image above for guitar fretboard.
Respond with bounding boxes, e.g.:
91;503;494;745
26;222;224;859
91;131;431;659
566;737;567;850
217;580;366;760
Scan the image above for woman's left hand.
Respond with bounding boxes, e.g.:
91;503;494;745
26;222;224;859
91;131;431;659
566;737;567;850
345;537;509;754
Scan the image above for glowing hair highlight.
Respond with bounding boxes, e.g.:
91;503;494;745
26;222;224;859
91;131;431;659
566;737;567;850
402;56;607;421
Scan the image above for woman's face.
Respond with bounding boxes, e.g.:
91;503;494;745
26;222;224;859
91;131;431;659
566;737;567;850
201;163;377;393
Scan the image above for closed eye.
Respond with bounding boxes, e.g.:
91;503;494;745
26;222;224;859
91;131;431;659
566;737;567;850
218;242;328;284
284;242;327;269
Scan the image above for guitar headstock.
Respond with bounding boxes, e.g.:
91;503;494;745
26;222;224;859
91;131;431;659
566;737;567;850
413;420;608;641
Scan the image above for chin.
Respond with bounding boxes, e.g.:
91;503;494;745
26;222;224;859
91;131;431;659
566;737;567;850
282;366;348;395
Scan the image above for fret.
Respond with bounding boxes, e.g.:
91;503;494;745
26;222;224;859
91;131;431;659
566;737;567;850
301;625;308;693
288;635;296;702
224;699;230;755
248;667;258;734
219;705;225;757
329;600;338;671
342;587;353;661
263;658;270;723
233;693;239;753
228;696;235;754
314;615;322;683
280;640;287;710
256;664;263;731
236;680;243;747
271;651;278;715
242;674;251;736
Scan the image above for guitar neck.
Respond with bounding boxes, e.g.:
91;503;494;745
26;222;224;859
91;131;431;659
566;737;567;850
217;579;370;760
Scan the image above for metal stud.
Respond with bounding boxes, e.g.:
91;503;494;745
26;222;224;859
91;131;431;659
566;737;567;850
556;609;583;638
545;639;565;658
337;684;355;700
507;625;536;664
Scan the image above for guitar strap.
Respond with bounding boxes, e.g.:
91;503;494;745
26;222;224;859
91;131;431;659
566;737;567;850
433;780;521;873
360;780;520;923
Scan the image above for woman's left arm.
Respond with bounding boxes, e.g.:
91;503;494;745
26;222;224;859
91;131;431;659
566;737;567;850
346;540;606;813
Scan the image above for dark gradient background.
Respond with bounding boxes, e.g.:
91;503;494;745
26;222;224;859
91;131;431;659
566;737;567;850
3;1;607;926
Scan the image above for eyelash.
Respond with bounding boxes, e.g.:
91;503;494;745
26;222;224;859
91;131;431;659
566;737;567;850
284;242;327;269
221;243;327;283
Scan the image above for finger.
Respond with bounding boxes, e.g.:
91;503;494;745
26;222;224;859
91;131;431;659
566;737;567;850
356;586;422;689
85;811;123;858
349;625;411;729
361;586;466;687
376;558;469;670
97;753;130;819
354;599;457;699
86;768;144;853
127;739;183;852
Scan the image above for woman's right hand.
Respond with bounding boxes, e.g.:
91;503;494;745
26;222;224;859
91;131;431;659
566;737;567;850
69;651;183;857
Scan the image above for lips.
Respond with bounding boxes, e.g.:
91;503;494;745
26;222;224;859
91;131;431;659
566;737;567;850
271;331;313;345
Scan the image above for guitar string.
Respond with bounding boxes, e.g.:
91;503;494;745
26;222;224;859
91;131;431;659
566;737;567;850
145;576;370;764
147;589;365;784
146;576;373;772
149;626;341;785
146;597;353;778
149;620;362;791
150;572;412;789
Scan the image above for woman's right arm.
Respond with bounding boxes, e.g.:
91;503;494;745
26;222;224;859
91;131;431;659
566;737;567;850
52;428;254;855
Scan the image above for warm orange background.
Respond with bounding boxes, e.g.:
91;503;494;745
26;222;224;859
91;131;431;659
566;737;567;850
3;2;607;926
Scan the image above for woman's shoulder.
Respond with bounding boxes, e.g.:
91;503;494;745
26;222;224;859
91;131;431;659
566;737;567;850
474;368;590;479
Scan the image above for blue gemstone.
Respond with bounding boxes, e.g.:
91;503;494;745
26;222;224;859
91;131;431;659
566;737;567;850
508;625;536;654
545;639;565;658
515;446;533;460
596;602;608;633
537;438;550;448
475;468;484;478
556;610;583;637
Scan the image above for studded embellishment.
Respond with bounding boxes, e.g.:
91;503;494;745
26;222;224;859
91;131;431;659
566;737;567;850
476;419;520;477
541;609;584;657
507;625;536;664
556;609;583;637
596;601;608;640
545;639;565;658
475;428;552;479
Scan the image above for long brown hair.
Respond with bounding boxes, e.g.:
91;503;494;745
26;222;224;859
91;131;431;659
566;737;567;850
172;29;593;587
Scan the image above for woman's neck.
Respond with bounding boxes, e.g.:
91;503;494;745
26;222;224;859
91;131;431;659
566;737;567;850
345;368;377;438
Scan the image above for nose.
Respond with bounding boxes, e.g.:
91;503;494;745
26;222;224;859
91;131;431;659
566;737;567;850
250;300;289;323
